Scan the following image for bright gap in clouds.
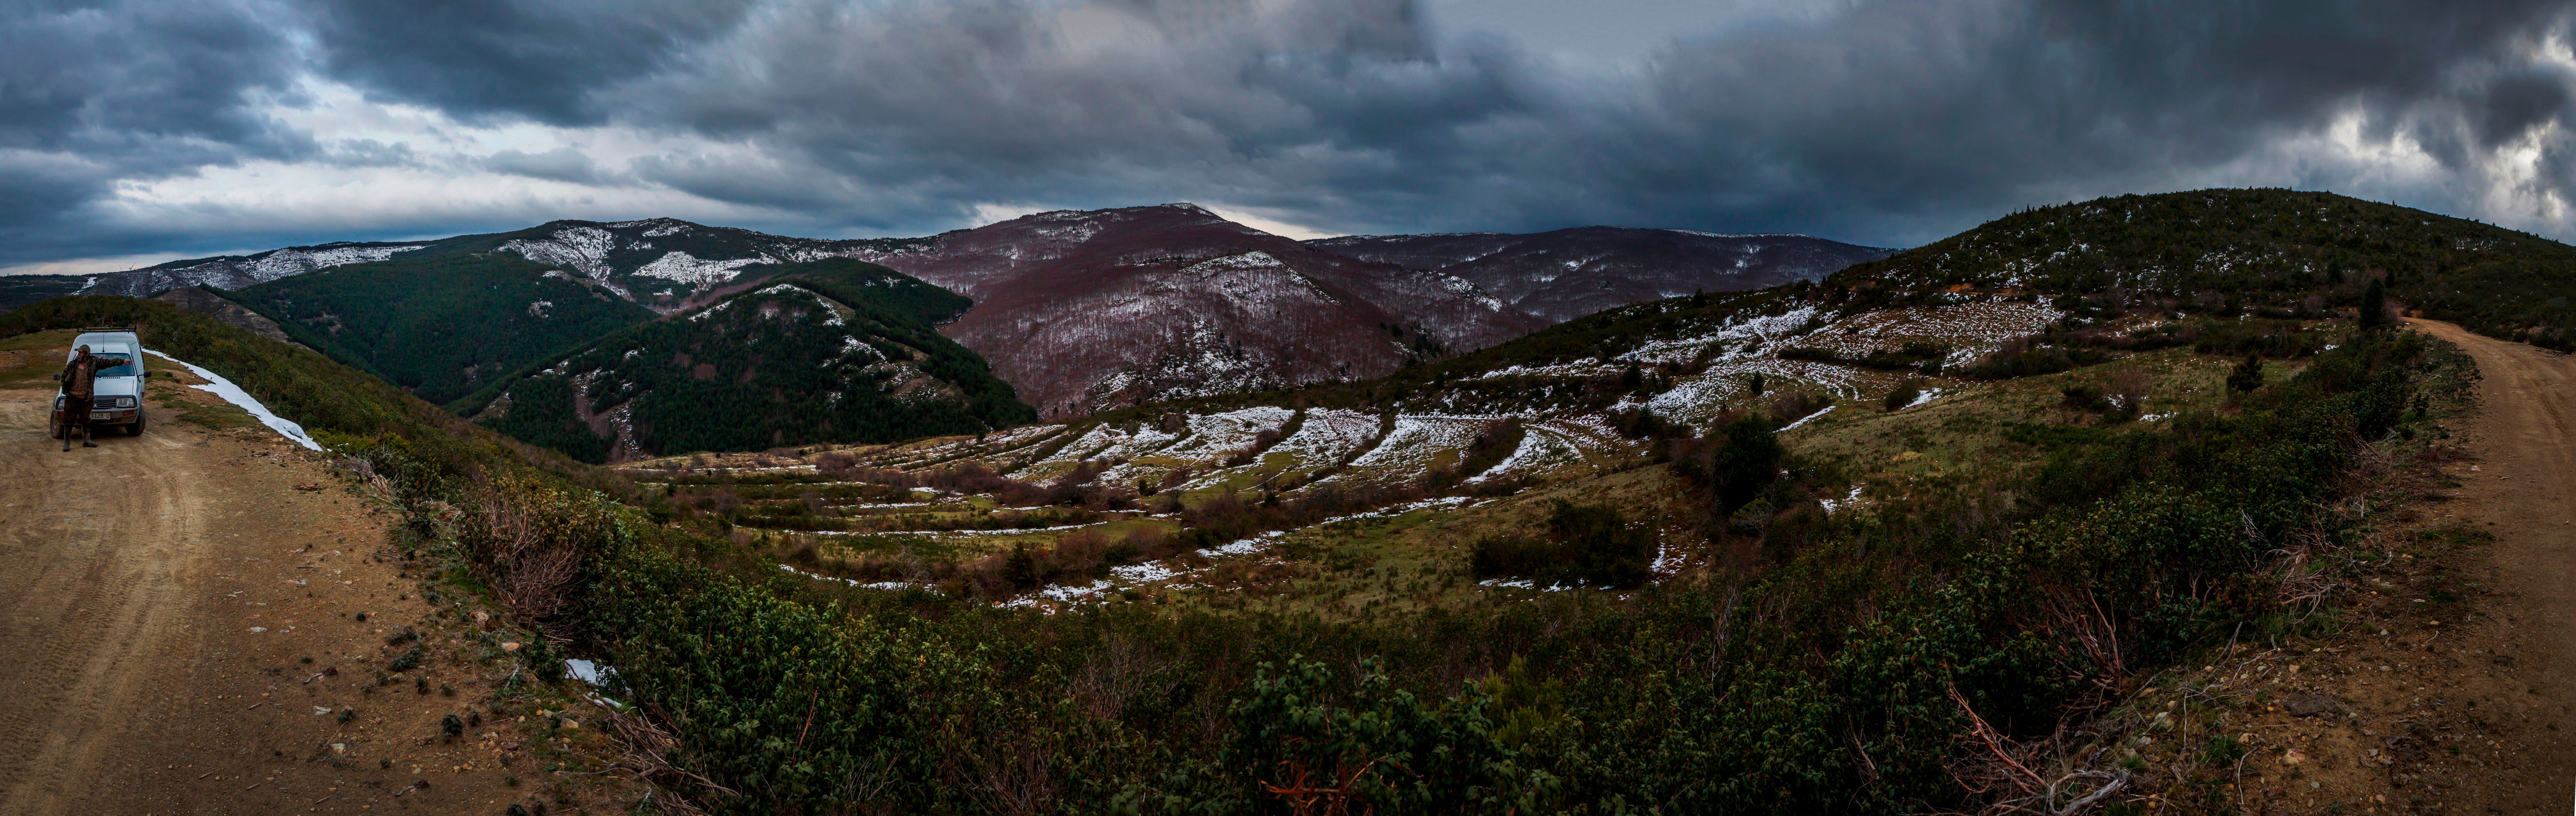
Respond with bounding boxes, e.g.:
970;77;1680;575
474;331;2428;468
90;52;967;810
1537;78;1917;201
0;253;261;277
967;202;1335;240
1418;0;1847;67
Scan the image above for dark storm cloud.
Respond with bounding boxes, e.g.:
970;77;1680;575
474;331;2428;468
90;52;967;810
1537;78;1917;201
14;0;2576;269
590;0;1563;230
541;0;2576;243
303;0;762;125
0;0;308;262
1588;0;2576;241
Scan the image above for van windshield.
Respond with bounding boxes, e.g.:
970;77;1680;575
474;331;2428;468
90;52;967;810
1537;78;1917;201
92;353;138;377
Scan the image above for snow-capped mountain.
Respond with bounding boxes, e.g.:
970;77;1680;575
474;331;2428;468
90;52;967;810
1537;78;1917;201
460;218;936;313
1306;227;1896;323
79;218;936;315
842;204;1549;416
80;241;437;297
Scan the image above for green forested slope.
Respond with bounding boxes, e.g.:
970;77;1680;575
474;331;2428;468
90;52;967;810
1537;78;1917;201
226;252;657;404
470;259;1031;462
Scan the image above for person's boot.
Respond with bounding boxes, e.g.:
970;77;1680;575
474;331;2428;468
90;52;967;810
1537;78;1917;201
81;426;95;448
61;427;70;452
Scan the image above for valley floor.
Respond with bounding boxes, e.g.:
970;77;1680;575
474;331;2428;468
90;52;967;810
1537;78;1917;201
0;350;617;814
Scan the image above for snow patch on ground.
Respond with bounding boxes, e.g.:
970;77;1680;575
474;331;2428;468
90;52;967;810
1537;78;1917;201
1776;405;1834;431
634;251;776;284
500;227;632;299
143;349;322;451
1339;415;1492;481
1817;484;1866;514
1262;408;1379;470
243;244;420;282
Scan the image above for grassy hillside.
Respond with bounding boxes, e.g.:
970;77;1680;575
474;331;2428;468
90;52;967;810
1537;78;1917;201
465;259;1033;463
225;251;658;404
1827;188;2576;347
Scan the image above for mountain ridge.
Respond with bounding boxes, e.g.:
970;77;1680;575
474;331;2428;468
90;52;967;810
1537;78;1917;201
1305;226;1897;322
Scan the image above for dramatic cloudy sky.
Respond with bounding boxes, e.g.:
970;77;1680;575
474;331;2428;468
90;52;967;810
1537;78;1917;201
9;0;2576;273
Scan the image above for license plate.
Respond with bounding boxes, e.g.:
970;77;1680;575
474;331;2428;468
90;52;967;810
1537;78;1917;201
88;412;109;420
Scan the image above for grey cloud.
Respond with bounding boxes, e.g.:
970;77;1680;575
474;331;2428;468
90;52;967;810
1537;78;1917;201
321;139;421;169
304;0;761;125
2475;71;2570;148
481;146;611;183
1591;0;2576;241
16;0;2576;269
0;0;311;263
567;0;2576;244
595;0;1559;232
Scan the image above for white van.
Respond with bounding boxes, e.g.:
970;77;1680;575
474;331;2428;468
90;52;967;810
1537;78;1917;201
51;327;151;438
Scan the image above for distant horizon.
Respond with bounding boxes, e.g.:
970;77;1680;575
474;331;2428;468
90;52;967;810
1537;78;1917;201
11;2;2574;280
0;201;1921;278
0;184;2483;279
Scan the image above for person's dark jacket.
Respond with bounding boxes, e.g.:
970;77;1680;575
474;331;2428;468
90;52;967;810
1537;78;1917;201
58;353;96;402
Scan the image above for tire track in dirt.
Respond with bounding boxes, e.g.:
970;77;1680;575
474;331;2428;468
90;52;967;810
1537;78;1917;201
0;392;213;812
0;342;592;814
2405;318;2576;812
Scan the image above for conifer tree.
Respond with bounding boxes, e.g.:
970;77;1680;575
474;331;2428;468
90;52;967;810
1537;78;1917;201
2360;276;2388;329
2226;353;2265;394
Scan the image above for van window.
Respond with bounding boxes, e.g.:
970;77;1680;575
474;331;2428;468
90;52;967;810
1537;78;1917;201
92;353;139;377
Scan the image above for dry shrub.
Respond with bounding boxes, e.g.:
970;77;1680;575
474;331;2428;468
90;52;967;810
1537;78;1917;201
2107;370;2151;415
1122;526;1179;561
1766;392;1832;425
457;475;621;628
1069;636;1166;721
1049;529;1108;576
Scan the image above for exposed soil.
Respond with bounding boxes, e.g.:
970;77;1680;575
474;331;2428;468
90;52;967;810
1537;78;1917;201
0;342;625;815
2214;320;2576;814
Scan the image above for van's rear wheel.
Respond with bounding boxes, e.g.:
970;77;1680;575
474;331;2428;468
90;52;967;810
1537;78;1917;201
49;416;64;440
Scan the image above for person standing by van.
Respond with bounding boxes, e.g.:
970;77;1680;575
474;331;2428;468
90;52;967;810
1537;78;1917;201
56;344;97;450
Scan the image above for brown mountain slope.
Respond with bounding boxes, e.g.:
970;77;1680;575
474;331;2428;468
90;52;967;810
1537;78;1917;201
852;204;1545;416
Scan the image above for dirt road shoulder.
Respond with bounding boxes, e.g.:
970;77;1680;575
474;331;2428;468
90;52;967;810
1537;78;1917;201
0;334;624;815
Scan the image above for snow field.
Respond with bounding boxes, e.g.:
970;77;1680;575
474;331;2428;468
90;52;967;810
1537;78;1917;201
1158;406;1295;459
631;250;777;284
1336;415;1495;484
1263;408;1379;470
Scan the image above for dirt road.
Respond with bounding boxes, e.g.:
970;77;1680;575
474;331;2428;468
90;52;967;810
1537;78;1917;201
0;337;557;814
2404;319;2576;811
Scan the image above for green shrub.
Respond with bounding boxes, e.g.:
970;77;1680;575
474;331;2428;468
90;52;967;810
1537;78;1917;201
1884;378;1924;412
1466;501;1654;588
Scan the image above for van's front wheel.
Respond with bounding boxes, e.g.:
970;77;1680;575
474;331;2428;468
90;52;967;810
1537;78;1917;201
128;412;146;436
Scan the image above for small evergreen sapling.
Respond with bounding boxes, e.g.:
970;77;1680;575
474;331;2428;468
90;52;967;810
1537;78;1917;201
2227;354;2266;394
2360;276;2389;329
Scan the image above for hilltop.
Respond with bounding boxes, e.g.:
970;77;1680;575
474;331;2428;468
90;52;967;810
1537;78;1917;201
841;204;1551;415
